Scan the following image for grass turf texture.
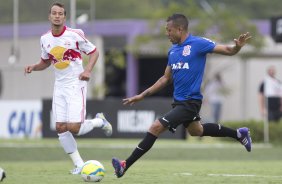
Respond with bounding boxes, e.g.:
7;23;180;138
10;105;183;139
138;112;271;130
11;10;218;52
1;138;282;184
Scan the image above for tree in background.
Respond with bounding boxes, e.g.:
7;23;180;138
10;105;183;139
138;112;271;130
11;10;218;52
129;0;263;56
1;0;281;24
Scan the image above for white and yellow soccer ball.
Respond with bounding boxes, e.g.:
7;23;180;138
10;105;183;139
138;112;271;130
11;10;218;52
81;160;105;182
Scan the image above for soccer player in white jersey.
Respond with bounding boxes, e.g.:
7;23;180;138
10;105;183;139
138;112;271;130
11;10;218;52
24;2;112;174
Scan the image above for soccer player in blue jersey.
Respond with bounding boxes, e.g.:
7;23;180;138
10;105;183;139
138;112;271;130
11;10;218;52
112;13;252;178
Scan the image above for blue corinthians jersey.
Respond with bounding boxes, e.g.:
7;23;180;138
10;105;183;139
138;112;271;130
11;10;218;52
168;34;216;101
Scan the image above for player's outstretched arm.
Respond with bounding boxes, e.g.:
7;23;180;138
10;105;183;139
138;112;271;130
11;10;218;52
123;94;144;106
123;66;172;106
213;32;251;56
24;59;51;75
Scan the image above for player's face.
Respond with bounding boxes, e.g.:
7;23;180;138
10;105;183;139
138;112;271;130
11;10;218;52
49;5;66;27
165;21;182;44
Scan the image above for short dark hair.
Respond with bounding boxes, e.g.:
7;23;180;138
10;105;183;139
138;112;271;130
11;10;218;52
49;2;66;16
166;13;189;31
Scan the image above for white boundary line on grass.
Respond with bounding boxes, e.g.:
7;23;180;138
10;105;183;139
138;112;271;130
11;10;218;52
174;172;193;176
174;172;282;178
208;173;256;177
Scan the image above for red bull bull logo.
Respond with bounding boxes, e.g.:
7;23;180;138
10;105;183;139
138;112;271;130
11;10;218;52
49;46;81;70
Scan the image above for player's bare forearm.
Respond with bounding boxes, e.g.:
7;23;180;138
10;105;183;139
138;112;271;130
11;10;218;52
225;45;242;55
213;32;251;56
79;50;99;81
32;59;51;71
214;44;242;56
123;65;171;106
84;50;99;73
123;75;170;106
141;76;170;97
25;59;51;74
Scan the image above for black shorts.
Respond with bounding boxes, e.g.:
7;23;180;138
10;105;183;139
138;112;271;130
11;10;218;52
158;99;202;131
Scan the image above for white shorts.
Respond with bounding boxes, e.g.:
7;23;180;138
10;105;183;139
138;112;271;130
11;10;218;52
52;82;87;123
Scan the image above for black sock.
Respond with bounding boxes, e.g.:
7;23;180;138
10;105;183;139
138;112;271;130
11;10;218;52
125;132;158;170
202;123;238;139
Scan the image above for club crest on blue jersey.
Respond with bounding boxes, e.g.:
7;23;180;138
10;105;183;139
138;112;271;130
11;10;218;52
182;45;191;56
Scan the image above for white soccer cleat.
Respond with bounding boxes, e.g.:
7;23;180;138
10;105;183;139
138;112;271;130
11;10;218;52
70;166;82;175
0;167;6;181
96;113;113;136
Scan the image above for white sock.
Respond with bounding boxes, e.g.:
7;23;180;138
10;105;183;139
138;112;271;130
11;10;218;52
58;131;84;167
77;118;104;136
69;150;84;168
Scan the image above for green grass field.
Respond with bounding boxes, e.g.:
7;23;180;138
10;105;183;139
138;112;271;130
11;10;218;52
1;138;282;184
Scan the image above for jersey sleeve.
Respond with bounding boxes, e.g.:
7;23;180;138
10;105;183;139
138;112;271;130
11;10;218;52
198;37;216;54
75;29;96;55
40;37;49;60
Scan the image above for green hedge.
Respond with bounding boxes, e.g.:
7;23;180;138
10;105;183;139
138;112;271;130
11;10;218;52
219;120;282;144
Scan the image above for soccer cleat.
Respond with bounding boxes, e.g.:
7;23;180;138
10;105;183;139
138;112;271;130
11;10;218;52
0;170;6;181
238;127;252;152
69;166;82;175
112;157;126;178
96;113;113;136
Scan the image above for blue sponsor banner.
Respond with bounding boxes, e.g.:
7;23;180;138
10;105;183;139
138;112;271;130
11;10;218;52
0;100;42;138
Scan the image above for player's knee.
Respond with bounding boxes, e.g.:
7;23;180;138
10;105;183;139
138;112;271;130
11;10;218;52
187;127;203;136
187;121;203;136
66;123;81;134
148;120;165;136
56;122;68;133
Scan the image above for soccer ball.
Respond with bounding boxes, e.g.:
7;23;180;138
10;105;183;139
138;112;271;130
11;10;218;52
81;160;105;182
0;168;6;182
